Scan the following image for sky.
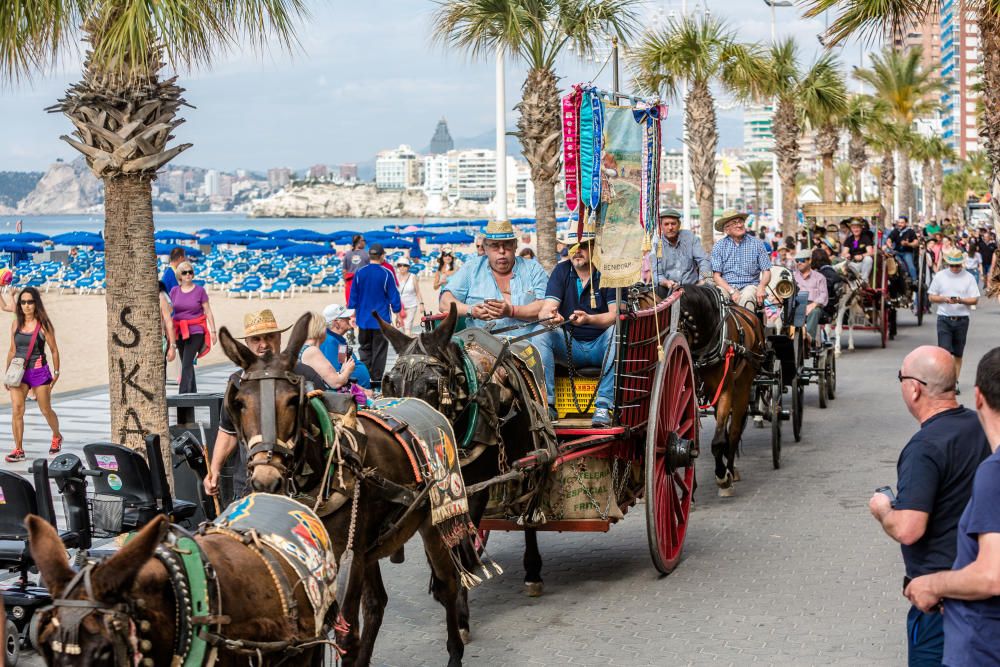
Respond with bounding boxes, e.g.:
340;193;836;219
0;0;872;173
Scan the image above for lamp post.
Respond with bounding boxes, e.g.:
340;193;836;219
495;46;507;224
763;0;792;227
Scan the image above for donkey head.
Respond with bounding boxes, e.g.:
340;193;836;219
219;312;312;494
29;514;168;666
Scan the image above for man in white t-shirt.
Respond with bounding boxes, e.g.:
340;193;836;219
928;249;981;392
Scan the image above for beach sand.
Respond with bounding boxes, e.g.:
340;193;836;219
0;276;439;406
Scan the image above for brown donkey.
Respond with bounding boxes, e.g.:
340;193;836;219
218;314;473;667
27;514;327;666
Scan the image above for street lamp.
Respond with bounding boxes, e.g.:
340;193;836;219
763;0;792;226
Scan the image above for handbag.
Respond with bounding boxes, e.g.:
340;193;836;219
5;322;40;387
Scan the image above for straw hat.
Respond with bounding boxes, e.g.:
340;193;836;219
482;219;517;242
943;249;965;266
238;309;291;339
714;208;748;233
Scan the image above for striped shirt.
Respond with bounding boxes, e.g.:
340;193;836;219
653;230;711;285
710;234;772;289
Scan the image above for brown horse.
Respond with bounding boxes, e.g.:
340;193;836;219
218;314;471;667
679;285;764;496
26;513;327;666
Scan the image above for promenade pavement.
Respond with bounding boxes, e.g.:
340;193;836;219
7;300;998;665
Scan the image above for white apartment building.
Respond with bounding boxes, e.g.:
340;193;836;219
376;144;422;190
744;104;775;161
203;169;220;197
423;154;450;195
448;149;497;202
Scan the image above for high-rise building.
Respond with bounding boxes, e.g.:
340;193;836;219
891;9;941;76
423;154;450;195
338;164;358;181
375;145;422;190
448;149;496;202
308;164;329;180
940;0;981;158
203;169;220;197
429;118;455;155
267;167;292;190
744;104;775;161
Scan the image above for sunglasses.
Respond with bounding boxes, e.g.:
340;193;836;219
180;270;194;276
19;300;34;305
897;371;928;386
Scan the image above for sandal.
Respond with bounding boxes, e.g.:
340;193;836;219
49;436;62;455
5;450;25;463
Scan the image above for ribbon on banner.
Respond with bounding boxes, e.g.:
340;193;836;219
562;86;582;213
579;89;595;214
588;91;605;211
634;104;668;235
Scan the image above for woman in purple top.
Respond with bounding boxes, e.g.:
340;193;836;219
169;262;216;393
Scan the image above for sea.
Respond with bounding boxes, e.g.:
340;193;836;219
0;213;478;236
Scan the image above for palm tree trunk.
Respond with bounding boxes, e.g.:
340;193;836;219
932;159;944;220
686;81;718;249
880;150;895;219
103;175;170;457
754;182;762;216
817;123;839;204
517;68;561;271
849;130;866;203
979;6;1000;291
921;159;932;218
773;97;800;236
898;149;914;221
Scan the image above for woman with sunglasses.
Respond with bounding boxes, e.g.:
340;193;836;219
433;249;459;290
169;261;216;393
4;287;62;462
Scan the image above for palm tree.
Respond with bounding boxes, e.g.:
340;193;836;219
853;47;943;220
739;160;771;216
0;2;306;456
942;171;970;223
841;94;873;202
836;161;854;203
433;0;641;270
926;135;956;219
756;40;846;236
802;67;848;204
633;15;764;247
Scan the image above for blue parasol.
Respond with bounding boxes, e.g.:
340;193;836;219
0;232;50;242
51;231;104;246
276;243;334;257
427;232;475;244
155;229;198;241
247;239;295;250
0;242;43;253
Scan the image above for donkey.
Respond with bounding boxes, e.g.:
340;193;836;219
377;306;553;618
218;315;471;667
830;262;867;354
678;285;765;496
27;514;326;666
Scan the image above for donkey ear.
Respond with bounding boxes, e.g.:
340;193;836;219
219;327;256;370
283;312;311;368
92;515;167;599
376;312;413;353
26;514;74;596
428;302;458;348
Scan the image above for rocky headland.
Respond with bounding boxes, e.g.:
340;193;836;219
248;182;491;219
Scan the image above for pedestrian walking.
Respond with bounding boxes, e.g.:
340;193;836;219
928;249;980;392
4;287;62;462
870;346;990;666
905;347;1000;667
395;256;423;335
433;249;459;290
978;230;996;283
342;235;369;306
169;261;216;394
161;246;186;293
347;243;400;388
158;281;177;370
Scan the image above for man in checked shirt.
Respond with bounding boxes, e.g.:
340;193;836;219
710;208;772;311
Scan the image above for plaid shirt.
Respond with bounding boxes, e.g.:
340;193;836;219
710;234;772;289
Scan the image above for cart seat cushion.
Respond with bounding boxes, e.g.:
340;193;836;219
0;539;27;565
171;499;198;522
554;360;603;378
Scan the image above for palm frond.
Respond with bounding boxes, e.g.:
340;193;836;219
803;0;935;48
0;0;86;83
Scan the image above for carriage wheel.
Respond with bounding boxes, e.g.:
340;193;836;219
792;376;804;442
817;353;828;409
5;618;19;666
879;298;888;348
827;351;837;400
645;333;698;575
770;361;783;470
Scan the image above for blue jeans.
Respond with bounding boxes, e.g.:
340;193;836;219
907;605;943;666
534;326;617;408
900;252;918;280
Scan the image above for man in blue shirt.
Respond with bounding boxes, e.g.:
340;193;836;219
320;303;372;389
710;209;772;310
161;246;186;293
535;234;618;427
869;346;990;666
653;207;711;298
905;348;1000;667
440;219;547;331
348;243;400;388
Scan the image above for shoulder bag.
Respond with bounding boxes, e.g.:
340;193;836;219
5;322;40;387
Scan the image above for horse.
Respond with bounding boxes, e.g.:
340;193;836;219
678;285;765;496
27;510;330;666
377;305;553;606
218;314;479;667
829;261;867;354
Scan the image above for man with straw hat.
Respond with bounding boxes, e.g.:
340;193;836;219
928;249;981;392
536;228;618;427
204;310;327;500
710;208;772;310
652;207;710;298
440;219;548;331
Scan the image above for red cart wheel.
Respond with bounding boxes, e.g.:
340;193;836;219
880;297;888;348
645;333;698;575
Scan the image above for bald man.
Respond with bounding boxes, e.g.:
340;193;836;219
870;346;990;666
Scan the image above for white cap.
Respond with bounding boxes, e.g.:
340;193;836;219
323;303;354;323
395;256;411;266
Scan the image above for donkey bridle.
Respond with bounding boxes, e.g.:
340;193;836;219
392;337;466;418
230;368;308;479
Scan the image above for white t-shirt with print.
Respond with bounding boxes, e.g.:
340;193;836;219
929;268;980;317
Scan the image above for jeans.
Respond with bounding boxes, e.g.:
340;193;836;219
804;307;822;340
899;252;918;280
906;605;944;667
176;332;204;394
534;325;617;408
849;255;874;282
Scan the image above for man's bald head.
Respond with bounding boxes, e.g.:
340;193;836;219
903;346;957;397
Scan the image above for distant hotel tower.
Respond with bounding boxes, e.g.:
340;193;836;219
429;118;455;155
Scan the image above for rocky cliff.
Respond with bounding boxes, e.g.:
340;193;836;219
17;158;103;215
248;183;490;219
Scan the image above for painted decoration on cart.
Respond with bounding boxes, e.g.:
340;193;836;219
562;86;582;213
594;105;647;287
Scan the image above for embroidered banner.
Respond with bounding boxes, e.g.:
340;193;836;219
562;86;582;213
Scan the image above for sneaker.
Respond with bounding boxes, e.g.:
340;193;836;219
4;450;25;463
547;405;559;422
591;407;612;427
49;435;63;455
